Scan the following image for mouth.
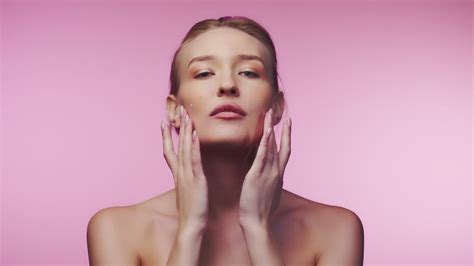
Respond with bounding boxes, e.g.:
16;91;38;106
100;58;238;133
210;103;247;119
211;111;245;120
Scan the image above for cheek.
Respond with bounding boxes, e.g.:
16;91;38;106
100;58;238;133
246;112;266;136
244;90;273;112
183;94;205;115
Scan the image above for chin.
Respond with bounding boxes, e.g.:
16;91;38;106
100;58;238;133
199;131;257;149
202;133;245;143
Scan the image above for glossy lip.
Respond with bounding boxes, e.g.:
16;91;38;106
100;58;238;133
212;111;244;120
210;103;247;117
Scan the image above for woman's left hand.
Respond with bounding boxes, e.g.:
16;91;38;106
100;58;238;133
239;108;292;228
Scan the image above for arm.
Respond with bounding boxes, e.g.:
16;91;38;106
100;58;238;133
87;208;139;266
161;107;210;265
166;224;206;266
316;210;364;266
240;222;285;266
238;109;290;265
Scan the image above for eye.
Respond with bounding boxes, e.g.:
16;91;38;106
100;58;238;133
195;71;259;79
195;71;214;79
240;71;259;78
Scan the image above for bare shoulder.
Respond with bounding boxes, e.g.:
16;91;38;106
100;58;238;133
127;188;179;236
87;190;177;265
279;189;364;264
87;203;146;237
299;194;363;232
87;205;144;265
279;189;363;225
133;189;178;216
131;189;181;263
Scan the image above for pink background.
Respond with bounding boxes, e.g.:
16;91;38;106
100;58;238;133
1;0;472;265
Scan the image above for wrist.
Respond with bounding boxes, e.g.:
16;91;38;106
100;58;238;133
239;216;269;229
239;219;270;234
178;221;207;238
240;222;274;249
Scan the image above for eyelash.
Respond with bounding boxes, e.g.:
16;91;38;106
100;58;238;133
195;71;259;79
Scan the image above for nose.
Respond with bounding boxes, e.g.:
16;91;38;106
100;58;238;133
218;73;239;97
218;86;239;97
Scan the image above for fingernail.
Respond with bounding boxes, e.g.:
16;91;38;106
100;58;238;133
185;114;189;124
192;130;197;142
266;127;272;137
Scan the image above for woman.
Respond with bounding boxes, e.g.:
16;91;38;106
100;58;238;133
87;16;364;266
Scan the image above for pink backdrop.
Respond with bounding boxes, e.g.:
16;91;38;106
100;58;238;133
1;0;472;265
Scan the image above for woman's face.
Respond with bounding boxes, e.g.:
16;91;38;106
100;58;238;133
167;27;279;148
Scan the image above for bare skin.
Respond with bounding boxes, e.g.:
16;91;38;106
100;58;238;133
87;188;363;266
87;26;364;265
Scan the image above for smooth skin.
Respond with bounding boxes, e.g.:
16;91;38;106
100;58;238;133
87;27;364;266
164;105;289;265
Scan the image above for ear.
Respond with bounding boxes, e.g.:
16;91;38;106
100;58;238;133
271;91;285;125
165;95;182;129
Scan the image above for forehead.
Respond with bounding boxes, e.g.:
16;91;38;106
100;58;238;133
179;27;269;66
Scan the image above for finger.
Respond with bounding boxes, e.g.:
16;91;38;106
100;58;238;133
161;119;178;181
278;118;292;175
270;125;278;173
266;109;278;167
250;108;273;174
266;124;276;167
182;107;193;177
191;129;205;180
178;105;185;177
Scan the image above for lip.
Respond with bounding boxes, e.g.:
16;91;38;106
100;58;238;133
210;103;246;117
212;111;244;120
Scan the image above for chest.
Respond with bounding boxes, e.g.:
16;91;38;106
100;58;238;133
138;220;316;266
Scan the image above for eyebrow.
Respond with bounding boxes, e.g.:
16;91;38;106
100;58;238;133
187;54;264;68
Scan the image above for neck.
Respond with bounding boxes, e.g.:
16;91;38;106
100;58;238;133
199;142;258;225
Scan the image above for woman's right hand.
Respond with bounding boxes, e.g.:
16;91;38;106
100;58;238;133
161;105;209;231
